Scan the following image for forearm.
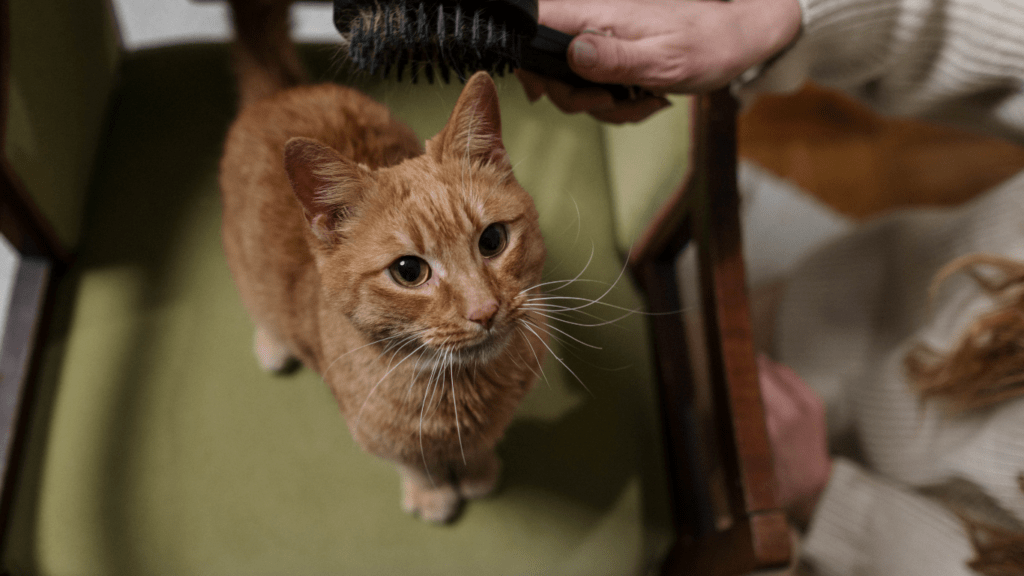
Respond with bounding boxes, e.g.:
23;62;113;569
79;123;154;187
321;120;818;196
804;458;979;576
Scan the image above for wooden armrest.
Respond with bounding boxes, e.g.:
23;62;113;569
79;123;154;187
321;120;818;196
630;90;791;575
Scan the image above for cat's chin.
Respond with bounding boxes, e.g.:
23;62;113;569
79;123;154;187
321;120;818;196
417;329;515;369
456;331;514;364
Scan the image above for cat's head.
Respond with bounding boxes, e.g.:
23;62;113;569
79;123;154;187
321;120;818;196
284;72;545;364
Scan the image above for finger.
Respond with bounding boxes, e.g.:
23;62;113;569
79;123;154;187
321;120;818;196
544;79;617;114
760;355;826;421
759;355;806;399
758;354;793;401
567;33;670;88
514;69;547;103
537;0;616;36
757;354;781;401
758;356;798;422
587;96;671;124
773;362;824;414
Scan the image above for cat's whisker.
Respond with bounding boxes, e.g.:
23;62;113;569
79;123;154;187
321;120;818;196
523;316;629;376
521;302;606;317
567;194;582;247
523;241;596;295
521;302;616;322
419;344;447;488
526;294;633;312
536;238;665;315
428;345;454;418
405;342;438;405
520;324;603;368
522;316;601;350
354;339;430;434
538;194;583;279
519;301;571;310
526;294;685;317
524;238;598;295
520;321;593;396
322;333;405;381
523;278;614;294
420;343;444;416
522;306;639;328
508;154;529;174
502;149;534;185
452;368;467;466
404;346;428;405
377;333;421;367
446;347;456;411
563;245;631;312
515;325;551;389
425;340;451;414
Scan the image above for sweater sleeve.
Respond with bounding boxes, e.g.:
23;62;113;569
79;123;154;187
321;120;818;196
802;458;979;576
735;0;1024;141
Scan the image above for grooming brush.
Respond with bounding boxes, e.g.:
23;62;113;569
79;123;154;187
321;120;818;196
333;0;640;100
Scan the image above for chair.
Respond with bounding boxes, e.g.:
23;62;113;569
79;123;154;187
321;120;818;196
0;0;788;573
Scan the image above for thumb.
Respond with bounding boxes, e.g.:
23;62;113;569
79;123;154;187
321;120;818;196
566;33;653;87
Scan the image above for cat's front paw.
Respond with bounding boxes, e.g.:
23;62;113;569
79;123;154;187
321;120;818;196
254;326;296;373
458;454;502;500
401;478;461;524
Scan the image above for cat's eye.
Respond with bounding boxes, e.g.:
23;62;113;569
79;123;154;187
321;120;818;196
478;223;508;258
388;256;431;287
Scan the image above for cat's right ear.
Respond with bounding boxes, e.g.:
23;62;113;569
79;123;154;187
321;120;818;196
284;137;365;243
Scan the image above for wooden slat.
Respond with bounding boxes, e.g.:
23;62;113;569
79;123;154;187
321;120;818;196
702;91;778;521
632;89;791;575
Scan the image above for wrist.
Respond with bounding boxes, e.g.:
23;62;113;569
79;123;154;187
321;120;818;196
732;0;803;69
790;458;833;527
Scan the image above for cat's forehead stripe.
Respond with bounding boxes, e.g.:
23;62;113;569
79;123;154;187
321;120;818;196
392;228;424;256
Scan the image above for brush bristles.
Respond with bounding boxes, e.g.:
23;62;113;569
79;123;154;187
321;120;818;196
347;2;523;83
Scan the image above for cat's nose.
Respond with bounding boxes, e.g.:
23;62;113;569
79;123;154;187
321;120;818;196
468;300;499;330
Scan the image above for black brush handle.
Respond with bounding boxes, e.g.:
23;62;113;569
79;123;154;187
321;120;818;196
520;26;642;101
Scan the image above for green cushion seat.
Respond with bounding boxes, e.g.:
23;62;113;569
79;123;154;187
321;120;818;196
2;40;691;575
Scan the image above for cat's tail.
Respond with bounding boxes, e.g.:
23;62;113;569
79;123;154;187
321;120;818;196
227;0;306;108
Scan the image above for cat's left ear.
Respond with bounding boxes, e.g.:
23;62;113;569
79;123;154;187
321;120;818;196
284;137;366;243
428;71;510;169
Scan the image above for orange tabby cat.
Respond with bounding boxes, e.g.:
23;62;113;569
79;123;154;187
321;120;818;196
220;0;547;522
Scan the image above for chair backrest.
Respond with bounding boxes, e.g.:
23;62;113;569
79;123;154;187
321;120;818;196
628;90;792;575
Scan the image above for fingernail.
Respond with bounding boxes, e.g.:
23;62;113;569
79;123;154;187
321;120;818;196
572;39;598;69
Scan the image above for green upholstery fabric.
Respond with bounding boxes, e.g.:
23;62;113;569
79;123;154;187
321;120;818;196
2;45;681;574
4;0;121;250
602;96;694;253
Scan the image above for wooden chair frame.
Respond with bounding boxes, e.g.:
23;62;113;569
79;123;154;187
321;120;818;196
629;90;791;575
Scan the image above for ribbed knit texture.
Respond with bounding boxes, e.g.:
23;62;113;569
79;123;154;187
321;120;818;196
741;2;1024;572
738;0;1024;142
769;134;1024;576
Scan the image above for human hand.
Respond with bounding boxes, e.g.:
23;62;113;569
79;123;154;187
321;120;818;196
757;354;832;526
517;0;802;123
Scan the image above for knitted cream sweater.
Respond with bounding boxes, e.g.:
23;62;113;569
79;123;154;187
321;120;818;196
740;1;1024;574
739;0;1024;142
